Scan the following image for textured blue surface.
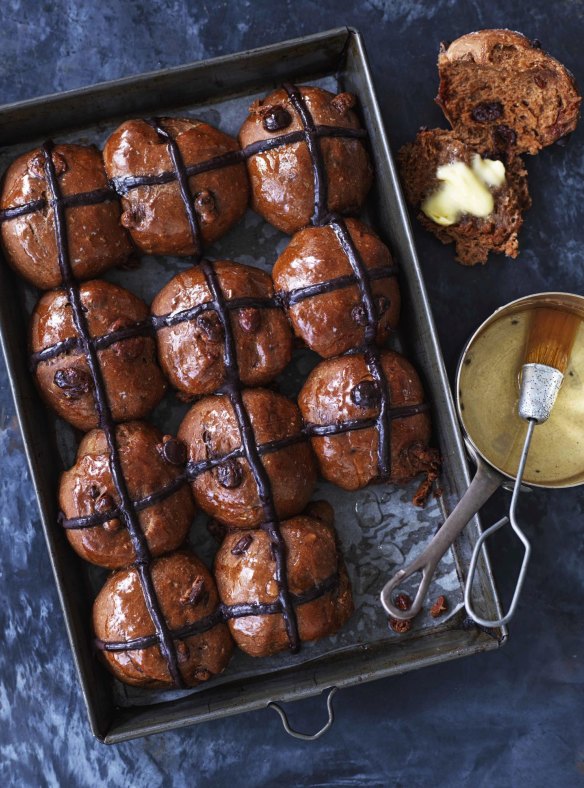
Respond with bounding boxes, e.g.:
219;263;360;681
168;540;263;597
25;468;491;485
1;1;584;785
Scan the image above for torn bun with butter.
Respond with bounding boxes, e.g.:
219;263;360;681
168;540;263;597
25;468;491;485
399;29;579;265
398;128;531;265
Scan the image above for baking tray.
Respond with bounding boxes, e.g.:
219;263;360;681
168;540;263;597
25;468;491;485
0;27;505;743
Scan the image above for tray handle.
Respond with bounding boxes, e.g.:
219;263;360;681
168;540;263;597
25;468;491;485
267;687;337;741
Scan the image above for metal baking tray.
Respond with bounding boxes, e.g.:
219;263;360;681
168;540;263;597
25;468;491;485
0;27;505;743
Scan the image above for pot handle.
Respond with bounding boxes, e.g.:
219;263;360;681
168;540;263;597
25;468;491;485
380;458;504;620
464;419;536;628
268;687;337;741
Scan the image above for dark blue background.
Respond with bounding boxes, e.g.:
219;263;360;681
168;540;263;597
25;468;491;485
1;1;583;785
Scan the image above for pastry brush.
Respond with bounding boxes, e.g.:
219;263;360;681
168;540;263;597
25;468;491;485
518;307;580;424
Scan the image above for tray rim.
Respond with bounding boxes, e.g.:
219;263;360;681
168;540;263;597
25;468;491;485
0;25;506;744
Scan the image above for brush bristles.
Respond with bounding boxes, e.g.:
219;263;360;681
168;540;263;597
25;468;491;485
524;307;581;373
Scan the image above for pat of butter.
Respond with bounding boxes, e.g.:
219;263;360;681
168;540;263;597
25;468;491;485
471;154;506;188
421;154;506;226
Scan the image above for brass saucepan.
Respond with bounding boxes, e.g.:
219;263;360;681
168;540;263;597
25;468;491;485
381;292;584;626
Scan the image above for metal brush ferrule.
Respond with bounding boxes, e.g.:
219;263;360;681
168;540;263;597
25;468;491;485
518;363;564;423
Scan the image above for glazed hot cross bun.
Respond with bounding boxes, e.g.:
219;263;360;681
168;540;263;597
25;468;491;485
298;350;440;499
239;85;373;233
30;279;166;431
93;551;233;688
151;260;292;397
273;218;400;357
178;388;317;528
0;143;132;289
59;421;194;569
214;501;353;657
103;117;249;255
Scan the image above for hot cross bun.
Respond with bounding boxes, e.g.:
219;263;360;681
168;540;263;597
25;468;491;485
239;86;372;233
298;350;439;494
214;502;353;656
93;551;233;688
103;118;249;255
0;144;132;289
273;218;399;356
152;260;292;397
178;388;317;528
59;421;194;569
30;279;166;431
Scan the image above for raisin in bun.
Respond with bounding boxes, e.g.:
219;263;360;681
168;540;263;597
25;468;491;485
298;351;439;495
214;502;353;657
30;280;166;431
178;389;317;527
437;30;581;155
239;86;372;234
398;128;531;265
272;218;400;356
93;551;233;688
59;421;194;569
152;260;292;397
0;144;132;289
103;118;249;255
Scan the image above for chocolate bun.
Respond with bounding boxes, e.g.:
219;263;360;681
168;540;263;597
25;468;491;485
272;218;400;356
214;502;353;657
93;551;233;688
298;351;439;491
59;421;194;569
151;260;292;397
437;30;581;155
0;144;132;289
30;279;166;431
103;118;249;255
398;128;531;265
178;388;317;527
239;86;372;234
